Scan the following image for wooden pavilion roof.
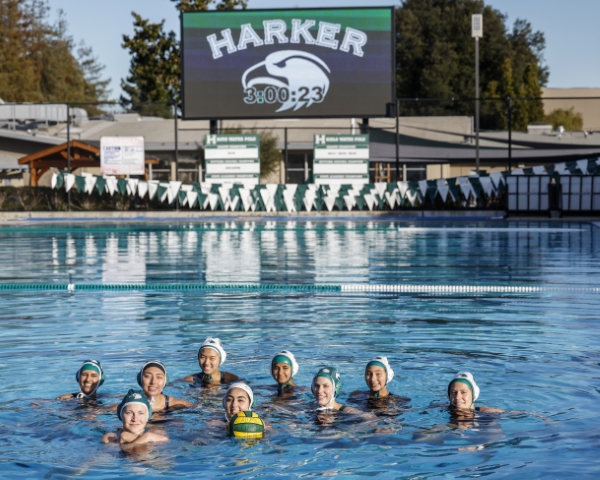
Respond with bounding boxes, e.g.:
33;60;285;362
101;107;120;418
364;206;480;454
19;140;101;171
18;140;158;186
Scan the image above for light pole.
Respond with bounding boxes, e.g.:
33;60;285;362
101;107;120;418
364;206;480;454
472;14;482;174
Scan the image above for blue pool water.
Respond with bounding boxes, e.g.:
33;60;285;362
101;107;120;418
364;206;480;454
0;220;599;478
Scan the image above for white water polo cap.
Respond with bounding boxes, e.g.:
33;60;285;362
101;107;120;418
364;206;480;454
366;356;394;384
448;371;480;402
223;382;254;418
199;337;226;365
272;350;299;377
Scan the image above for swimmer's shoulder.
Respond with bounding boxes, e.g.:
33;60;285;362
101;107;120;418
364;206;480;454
222;371;239;383
339;404;362;414
339;404;377;419
101;432;118;444
477;406;505;414
142;429;169;443
168;396;194;409
56;393;77;401
182;373;198;383
388;393;410;402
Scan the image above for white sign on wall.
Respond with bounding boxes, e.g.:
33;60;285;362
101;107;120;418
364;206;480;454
204;134;260;186
313;134;369;185
100;136;145;176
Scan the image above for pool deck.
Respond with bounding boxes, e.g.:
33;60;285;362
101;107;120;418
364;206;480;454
1;210;600;224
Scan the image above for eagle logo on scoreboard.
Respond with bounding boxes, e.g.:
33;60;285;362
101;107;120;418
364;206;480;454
241;50;330;112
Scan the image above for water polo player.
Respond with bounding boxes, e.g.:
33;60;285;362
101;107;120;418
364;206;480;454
447;372;504;414
137;360;193;412
364;356;394;400
57;359;105;400
271;350;299;392
102;389;168;445
311;367;362;414
183;337;239;386
224;382;254;420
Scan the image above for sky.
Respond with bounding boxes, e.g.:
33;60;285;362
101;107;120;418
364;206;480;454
48;0;600;100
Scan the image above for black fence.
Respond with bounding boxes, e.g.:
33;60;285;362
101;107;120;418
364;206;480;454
506;175;600;215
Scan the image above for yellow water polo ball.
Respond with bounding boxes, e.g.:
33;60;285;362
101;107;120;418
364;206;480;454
228;411;265;439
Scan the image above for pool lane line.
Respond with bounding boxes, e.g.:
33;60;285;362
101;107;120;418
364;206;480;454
0;283;342;292
341;285;600;293
397;227;585;232
0;284;598;293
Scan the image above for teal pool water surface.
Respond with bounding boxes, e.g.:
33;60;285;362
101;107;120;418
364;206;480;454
0;220;599;478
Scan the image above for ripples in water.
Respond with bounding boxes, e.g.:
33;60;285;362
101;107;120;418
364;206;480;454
0;221;598;477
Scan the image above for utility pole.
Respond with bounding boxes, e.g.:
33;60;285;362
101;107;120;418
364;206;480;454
173;103;179;183
472;14;483;174
67;103;71;212
395;99;400;181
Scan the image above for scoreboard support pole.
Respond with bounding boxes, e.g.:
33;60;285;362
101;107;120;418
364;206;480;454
360;118;369;134
284;127;288;184
210;120;218;135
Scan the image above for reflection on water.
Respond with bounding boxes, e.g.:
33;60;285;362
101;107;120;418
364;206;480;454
0;221;598;477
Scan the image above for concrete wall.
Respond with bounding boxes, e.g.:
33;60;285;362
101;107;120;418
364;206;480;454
542;88;600;131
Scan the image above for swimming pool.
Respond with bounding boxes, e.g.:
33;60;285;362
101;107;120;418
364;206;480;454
0;220;599;477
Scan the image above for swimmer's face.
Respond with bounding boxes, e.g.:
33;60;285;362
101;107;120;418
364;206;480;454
313;377;333;406
226;388;250;417
79;370;100;395
365;365;387;392
199;348;220;374
121;404;148;434
141;366;166;398
449;382;473;410
272;362;292;385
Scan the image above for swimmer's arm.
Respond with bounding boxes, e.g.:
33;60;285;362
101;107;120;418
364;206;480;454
181;374;197;383
342;406;378;420
169;397;195;409
102;432;118;444
56;393;76;401
502;410;553;422
207;418;226;428
478;406;505;414
223;371;239;382
131;429;168;445
341;406;363;414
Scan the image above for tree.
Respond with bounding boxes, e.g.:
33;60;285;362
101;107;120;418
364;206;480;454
223;126;281;179
257;129;281;179
521;63;544;123
0;0;44;102
120;1;246;117
120;13;179;118
78;43;112;107
395;0;547;128
0;0;110;105
39;9;88;103
545;108;583;131
171;0;246;11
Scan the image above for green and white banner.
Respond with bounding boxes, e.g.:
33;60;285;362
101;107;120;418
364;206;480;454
313;134;369;185
50;156;600;213
204;134;260;186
